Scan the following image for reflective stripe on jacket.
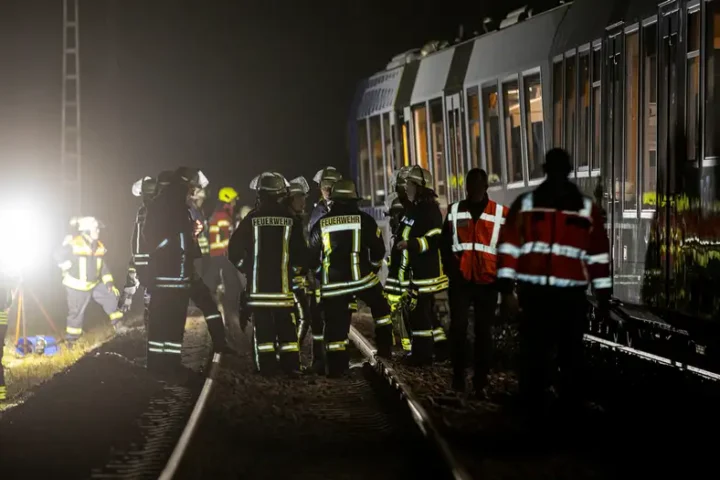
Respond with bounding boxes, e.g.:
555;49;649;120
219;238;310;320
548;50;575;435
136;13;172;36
56;235;113;291
445;198;508;284
496;189;611;292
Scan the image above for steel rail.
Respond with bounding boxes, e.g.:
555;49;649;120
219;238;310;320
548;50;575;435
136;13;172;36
348;325;472;480
158;352;223;480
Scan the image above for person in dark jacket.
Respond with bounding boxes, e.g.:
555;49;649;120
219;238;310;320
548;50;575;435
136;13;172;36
143;168;228;374
229;172;307;375
389;166;448;365
497;148;611;419
309;179;393;376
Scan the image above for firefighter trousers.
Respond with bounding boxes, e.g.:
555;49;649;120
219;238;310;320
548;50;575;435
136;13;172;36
407;294;436;364
429;295;448;359
518;286;587;417
309;289;324;366
65;285;124;340
189;275;226;348
252;307;299;375
203;256;241;324
448;281;497;388
322;283;392;377
146;286;191;373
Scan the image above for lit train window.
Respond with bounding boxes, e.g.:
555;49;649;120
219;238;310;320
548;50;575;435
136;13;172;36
357;120;371;201
591;46;602;171
412;105;429;169
553;61;563;147
642;22;658;211
578;52;590;170
687;9;701;162
370;116;385;205
482;85;502;185
502;80;524;184
429;98;447;200
705;2;720;158
565;56;577;165
382;113;394;190
467;88;481;169
524;73;545;179
625;31;640;211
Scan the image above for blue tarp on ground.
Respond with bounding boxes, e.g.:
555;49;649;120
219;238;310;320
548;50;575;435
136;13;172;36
15;336;59;357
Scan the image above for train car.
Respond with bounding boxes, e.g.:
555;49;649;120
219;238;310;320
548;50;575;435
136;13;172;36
349;0;720;372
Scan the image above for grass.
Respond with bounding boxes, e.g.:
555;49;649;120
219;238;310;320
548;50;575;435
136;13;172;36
1;326;115;409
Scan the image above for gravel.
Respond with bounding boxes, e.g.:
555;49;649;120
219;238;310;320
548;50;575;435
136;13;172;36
0;318;211;480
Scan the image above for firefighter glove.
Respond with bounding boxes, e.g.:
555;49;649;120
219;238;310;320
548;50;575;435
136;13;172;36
109;284;120;297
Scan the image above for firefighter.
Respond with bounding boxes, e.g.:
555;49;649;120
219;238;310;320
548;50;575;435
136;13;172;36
389;166;448;365
441;168;508;396
0;280;9;401
229;172;307;375
118;176;158;329
190;186;210;258
282;177;314;354
207;186;242;331
306;166;343;373
391;166;413;214
309;178;393;377
143;168;229;374
497;148;611;418
55;216;124;343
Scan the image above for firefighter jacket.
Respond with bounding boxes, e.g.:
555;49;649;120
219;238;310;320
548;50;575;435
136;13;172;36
127;204;150;286
308;202;385;298
208;204;234;256
385;200;448;295
496;180;611;294
55;235;114;291
143;188;201;290
308;199;329;235
229;202;307;308
189;205;210;256
441;197;508;284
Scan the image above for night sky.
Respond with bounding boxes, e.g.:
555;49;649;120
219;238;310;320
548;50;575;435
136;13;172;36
0;0;533;270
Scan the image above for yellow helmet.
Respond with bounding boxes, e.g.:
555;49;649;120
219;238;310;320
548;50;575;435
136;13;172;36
218;186;239;203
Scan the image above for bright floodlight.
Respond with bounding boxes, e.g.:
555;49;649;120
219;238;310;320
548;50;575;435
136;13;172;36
0;208;43;277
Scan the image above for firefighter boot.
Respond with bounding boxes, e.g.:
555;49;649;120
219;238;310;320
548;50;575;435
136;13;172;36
375;325;393;359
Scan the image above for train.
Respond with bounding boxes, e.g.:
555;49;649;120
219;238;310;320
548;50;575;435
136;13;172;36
348;0;720;373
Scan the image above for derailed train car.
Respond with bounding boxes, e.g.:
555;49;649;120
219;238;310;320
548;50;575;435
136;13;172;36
349;0;720;371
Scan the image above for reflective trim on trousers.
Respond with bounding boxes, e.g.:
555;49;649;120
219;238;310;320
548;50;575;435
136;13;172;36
375;315;392;326
279;342;299;352
433;328;447;342
412;329;433;337
0;385;6;400
401;338;412;351
256;342;275;352
148;341;182;354
326;340;349;351
66;326;82;336
248;300;296;307
312;335;324;341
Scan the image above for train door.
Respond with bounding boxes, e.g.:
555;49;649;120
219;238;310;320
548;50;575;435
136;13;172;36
656;4;681;308
605;25;625;295
445;93;466;203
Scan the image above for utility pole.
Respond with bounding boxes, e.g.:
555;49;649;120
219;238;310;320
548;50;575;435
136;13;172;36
61;0;82;215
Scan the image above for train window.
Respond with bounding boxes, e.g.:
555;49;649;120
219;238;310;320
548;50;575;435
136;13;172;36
565;56;577;163
383;113;394;190
467;89;481;168
524;73;545;179
429;98;447;199
502;80;523;183
357;120;371;201
625;31;640;211
578;53;590;170
412;105;429;169
553;61;563;147
642;23;658;210
592;47;602;171
705;1;720;157
687;9;701;161
370;116;384;204
482;85;502;185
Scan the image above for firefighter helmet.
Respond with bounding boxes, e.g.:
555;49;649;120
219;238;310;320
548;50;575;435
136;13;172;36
218;186;239;203
288;176;310;196
390;166;412;190
131;176;156;197
175;167;209;188
330;179;360;201
249;172;290;194
405;165;433;189
70;216;103;232
313;166;343;188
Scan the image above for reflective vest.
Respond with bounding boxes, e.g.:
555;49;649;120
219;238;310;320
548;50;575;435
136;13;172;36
208;206;233;256
447;199;508;284
497;192;611;290
57;235;113;291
